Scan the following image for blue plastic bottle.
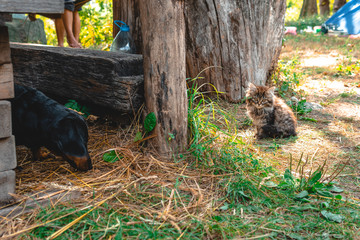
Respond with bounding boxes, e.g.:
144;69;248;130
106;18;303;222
110;20;136;54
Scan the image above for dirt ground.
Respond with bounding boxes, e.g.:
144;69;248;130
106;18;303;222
231;42;360;200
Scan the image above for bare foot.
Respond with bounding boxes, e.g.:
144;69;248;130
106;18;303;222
69;42;82;48
67;36;82;48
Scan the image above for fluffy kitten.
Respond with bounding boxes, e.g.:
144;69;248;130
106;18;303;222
245;83;297;139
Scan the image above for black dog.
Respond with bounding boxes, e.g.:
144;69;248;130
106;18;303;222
10;84;92;171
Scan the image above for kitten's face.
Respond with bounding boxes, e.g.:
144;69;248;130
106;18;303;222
246;83;275;110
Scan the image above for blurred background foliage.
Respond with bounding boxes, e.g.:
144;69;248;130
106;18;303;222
285;0;335;29
285;0;304;22
40;0;113;50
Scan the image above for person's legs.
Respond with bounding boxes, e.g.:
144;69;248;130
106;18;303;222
55;18;65;47
62;9;82;48
73;10;81;44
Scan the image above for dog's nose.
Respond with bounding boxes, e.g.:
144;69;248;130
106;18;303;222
65;155;92;171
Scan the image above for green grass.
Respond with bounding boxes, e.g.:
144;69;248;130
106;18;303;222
20;61;360;239
283;34;360;59
24;145;360;239
285;15;328;30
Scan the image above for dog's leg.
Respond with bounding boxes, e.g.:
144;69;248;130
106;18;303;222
31;147;54;161
31;147;41;161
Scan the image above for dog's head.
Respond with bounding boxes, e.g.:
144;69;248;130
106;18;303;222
53;114;92;171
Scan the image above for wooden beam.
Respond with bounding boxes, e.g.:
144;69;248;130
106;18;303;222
11;43;144;115
0;189;81;217
0;0;63;14
140;0;188;157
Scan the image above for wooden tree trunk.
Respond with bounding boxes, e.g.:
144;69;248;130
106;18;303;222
333;0;347;12
319;0;330;15
11;43;144;115
300;0;318;17
139;0;188;157
114;1;286;101
185;0;286;101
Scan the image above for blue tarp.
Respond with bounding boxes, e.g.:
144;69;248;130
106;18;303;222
325;0;360;34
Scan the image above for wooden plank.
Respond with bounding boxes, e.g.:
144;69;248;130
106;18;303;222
0;189;81;216
0;26;11;65
0;63;14;100
0;0;63;14
11;43;144;115
0;101;11;139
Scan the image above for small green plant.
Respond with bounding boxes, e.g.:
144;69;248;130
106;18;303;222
279;168;344;200
64;99;90;117
276;153;347;200
272;58;303;98
241;117;253;127
103;150;123;163
186;71;239;166
336;61;360;76
290;99;312;115
143;112;156;133
300;116;317;122
133;112;157;143
268;139;281;152
339;90;357;98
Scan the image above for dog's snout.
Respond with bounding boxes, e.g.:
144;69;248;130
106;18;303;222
66;155;92;171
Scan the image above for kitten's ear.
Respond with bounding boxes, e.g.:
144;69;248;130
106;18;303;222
268;86;276;95
248;82;257;91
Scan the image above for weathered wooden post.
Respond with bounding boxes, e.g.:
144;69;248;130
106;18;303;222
139;0;188;158
0;0;63;204
114;0;286;102
184;0;286;101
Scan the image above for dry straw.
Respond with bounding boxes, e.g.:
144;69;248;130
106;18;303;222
0;120;220;239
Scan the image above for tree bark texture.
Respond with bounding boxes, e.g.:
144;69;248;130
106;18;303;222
114;0;286;102
319;0;330;16
185;0;286;101
113;0;142;54
333;0;347;12
300;0;318;17
140;0;188;157
10;43;144;115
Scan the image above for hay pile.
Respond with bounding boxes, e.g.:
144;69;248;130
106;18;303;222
0;118;222;238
